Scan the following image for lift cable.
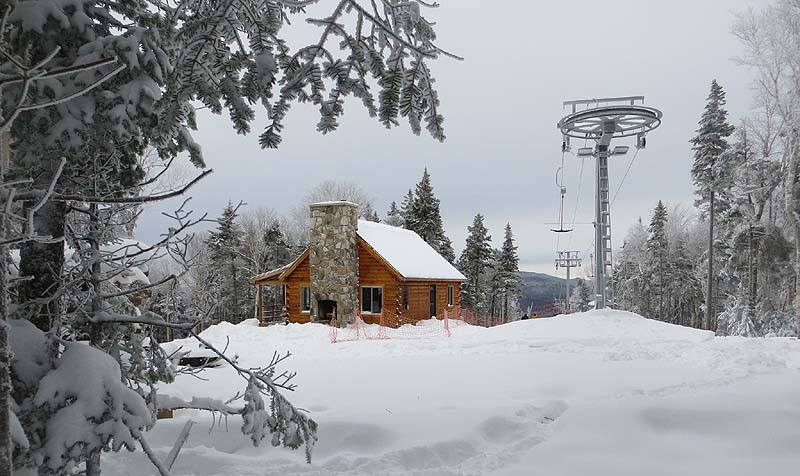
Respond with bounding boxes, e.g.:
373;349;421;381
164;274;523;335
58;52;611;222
566;155;586;249
610;146;641;208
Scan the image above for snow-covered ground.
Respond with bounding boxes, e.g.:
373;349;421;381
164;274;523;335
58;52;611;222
106;310;800;476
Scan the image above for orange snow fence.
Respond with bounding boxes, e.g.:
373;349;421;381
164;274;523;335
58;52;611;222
330;308;473;343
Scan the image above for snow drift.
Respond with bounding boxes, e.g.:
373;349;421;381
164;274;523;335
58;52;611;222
106;310;800;476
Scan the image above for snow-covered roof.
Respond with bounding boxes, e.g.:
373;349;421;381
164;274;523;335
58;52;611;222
248;261;295;283
309;200;358;207
357;220;465;281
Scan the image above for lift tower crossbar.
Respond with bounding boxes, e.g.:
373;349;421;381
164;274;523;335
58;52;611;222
557;96;662;309
555;251;582;313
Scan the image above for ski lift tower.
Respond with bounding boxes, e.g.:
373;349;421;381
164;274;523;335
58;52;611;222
557;96;662;309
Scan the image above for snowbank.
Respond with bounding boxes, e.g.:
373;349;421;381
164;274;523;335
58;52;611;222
105;310;800;476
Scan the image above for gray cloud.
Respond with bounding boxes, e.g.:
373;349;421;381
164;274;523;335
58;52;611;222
137;0;770;278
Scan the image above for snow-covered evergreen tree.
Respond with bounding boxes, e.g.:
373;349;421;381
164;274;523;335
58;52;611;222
690;80;736;330
400;189;415;229
362;203;381;223
572;278;593;313
407;169;455;262
207;202;249;324
496;224;521;321
646;201;670;322
459;214;493;315
385;201;404;227
715;126;789;334
613;218;649;315
667;240;705;328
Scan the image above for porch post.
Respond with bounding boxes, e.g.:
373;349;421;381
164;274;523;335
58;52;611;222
257;285;264;323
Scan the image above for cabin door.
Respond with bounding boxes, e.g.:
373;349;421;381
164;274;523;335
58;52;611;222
429;285;437;318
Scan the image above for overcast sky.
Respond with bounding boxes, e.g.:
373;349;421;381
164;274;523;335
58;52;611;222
137;0;771;278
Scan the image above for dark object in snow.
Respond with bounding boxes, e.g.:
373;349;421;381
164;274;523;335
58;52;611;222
521;314;529;320
157;409;174;420
178;356;222;368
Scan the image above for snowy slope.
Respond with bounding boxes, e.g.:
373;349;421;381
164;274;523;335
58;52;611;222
105;310;800;476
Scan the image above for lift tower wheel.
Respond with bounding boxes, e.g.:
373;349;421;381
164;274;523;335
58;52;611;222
557;97;662;309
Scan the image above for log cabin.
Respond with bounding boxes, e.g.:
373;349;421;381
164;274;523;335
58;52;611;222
248;201;466;327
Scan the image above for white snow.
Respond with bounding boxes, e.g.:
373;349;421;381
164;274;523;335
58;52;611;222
104;310;800;476
357;220;465;281
310;200;359;207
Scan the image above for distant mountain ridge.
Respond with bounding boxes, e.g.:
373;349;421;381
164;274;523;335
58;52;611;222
517;271;578;313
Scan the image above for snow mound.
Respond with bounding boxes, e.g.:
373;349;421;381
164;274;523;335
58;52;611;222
105;310;800;476
505;309;714;342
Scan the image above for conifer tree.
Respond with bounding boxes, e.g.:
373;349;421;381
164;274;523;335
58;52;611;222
613;218;649;314
459;214;493;314
668;240;705;328
717;127;782;328
497;224;521;321
690;80;735;330
400;189;415;228
361;203;381;223
407;168;439;239
207;202;248;323
572;279;593;313
407;169;456;262
646;201;670;321
385;201;404;227
439;235;457;264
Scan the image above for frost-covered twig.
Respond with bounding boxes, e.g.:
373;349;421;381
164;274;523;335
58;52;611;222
90;312;200;330
165;420;195;470
188;330;317;460
156;394;244;415
137;434;172;476
40;169;213;204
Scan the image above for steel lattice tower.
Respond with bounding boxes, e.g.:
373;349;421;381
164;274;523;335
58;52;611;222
557;96;662;309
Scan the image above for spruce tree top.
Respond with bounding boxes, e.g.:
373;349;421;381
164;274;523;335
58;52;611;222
461;213;493;269
499;223;519;273
646;200;669;260
690;80;736;204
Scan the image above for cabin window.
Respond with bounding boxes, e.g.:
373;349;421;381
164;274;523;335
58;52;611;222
448;285;455;307
361;287;383;314
301;287;311;313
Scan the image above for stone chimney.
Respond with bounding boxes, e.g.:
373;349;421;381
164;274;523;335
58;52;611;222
308;201;359;326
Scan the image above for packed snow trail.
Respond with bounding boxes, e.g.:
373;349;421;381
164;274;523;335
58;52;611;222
105;310;800;476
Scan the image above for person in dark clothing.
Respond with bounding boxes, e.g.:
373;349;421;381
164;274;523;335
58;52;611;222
521;314;529;320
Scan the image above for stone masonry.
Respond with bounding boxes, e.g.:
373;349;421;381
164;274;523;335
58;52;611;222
308;201;359;326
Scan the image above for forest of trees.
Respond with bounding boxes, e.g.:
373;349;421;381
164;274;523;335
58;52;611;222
611;5;800;337
382;169;522;322
180;168;522;327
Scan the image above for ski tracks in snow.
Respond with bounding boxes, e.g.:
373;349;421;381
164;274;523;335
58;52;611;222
160;400;570;476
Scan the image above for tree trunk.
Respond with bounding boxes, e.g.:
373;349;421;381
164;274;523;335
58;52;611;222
0;131;12;476
86;451;102;476
86;198;104;475
659;262;664;322
17;198;67;331
748;227;759;322
705;191;715;331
